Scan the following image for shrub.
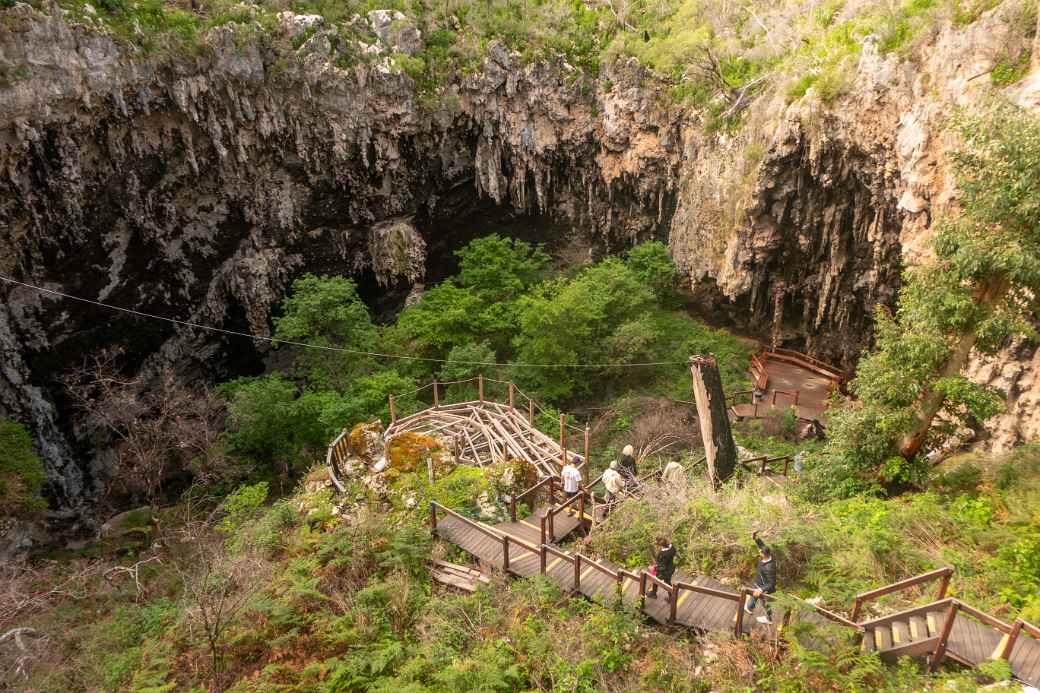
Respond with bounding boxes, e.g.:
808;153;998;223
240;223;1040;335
218;481;269;535
0;419;47;518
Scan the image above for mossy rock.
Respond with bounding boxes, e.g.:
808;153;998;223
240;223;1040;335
348;421;385;463
386;432;443;474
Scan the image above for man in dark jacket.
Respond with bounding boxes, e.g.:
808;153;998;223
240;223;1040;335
744;530;776;623
647;536;676;599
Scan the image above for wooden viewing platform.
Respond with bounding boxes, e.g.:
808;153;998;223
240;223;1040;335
730;347;844;423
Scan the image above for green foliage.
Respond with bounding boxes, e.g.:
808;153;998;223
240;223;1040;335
808;103;1040;500
0;419;47;518
624;241;678;302
218;481;269;535
273;273;377;389
455;234;549;302
512;258;655;400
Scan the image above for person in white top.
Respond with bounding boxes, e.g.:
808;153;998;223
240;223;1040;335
661;459;685;487
561;456;583;496
602;461;626;512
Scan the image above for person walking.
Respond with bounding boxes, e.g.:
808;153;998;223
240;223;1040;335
619;444;638;481
602;461;625;512
647;536;676;599
744;530;777;624
661;459;684;487
562;455;583;497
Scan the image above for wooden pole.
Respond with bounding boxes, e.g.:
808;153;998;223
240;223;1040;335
929;601;959;672
540;544;547;574
734;590;747;637
528;399;535;426
937;571;951;600
502;536;510;572
478;374;484;403
1000;620;1023;660
433;379;440;408
427;455;434;485
639;572;647;607
669;585;679;623
574;554;581;592
851;598;863;623
511;495;518;522
389;394;397;424
508;383;515;409
429;502;437;536
583;424;590;483
558;414;565;449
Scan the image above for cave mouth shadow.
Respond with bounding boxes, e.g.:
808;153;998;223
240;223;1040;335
356;196;578;323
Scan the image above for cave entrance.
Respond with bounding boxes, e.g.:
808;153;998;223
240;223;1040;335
356;194;576;323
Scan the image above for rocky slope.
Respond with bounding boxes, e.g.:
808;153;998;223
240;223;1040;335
1;0;1038;528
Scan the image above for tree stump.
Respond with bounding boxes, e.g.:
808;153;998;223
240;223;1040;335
689;354;738;487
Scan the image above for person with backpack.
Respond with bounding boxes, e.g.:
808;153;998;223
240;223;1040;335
619;444;638;481
744;530;777;624
647;536;676;599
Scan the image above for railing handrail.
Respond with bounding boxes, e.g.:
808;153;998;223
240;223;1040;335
644;573;675;593
542;543;573;562
515;475;554;503
853;566;953;605
574;553;620;581
955;601;1014;634
674;580;740;602
858;598;954;628
1018;618;1040;640
504;533;540;556
430;501;502;542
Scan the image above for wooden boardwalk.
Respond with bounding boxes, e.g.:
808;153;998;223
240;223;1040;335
432;503;784;637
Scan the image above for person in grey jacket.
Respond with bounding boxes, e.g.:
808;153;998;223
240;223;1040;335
744;530;776;623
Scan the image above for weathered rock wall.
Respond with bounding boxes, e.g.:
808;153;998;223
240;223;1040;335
1;0;1038;529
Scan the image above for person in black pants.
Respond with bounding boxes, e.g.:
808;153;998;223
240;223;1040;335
647;536;676;599
745;530;777;623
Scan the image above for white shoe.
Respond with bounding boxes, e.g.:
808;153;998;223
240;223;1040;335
756;616;772;624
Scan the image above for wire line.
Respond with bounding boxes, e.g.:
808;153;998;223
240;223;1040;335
0;274;688;369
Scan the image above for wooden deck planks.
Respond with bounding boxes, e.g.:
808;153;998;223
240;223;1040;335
1010;635;1040;686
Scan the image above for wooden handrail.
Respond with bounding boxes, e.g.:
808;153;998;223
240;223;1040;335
575;553;620;581
430;501;502;542
674;580;740;602
1018;619;1040;639
851;566;954;622
858;598;954;629
542;543;573;563
955;601;1014;634
504;533;540;556
644;573;675;594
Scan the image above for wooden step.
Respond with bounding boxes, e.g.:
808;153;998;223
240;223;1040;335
875;625;893;651
909;616;928;641
891;620;909;646
862;630;876;654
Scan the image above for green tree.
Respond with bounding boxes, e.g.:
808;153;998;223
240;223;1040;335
273;274;377;389
0;419;47;518
219;375;325;477
454;234;550;302
512;259;655;400
808;103;1040;498
625;241;678;301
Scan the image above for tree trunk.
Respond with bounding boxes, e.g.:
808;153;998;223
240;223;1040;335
898;278;1008;460
689;355;738;487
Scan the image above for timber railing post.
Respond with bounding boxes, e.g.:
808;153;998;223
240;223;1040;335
639;572;647;608
540;544;547;574
559;414;565;450
734;589;747;637
429;502;437;537
794;390;800;406
851;597;863;623
574;554;581;592
578;493;585;523
510;495;518;522
937;569;951;600
669;585;679;623
508;383;515;409
478;374;484;403
548;507;556;542
389;394;397;424
502;536;510;572
1000;620;1024;660
528;399;535;426
583;424;590;481
929;601;959;672
433;379;439;408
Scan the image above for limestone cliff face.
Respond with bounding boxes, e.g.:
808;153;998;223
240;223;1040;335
0;0;1038;526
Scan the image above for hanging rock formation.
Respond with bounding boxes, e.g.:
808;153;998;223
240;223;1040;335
1;0;1038;530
